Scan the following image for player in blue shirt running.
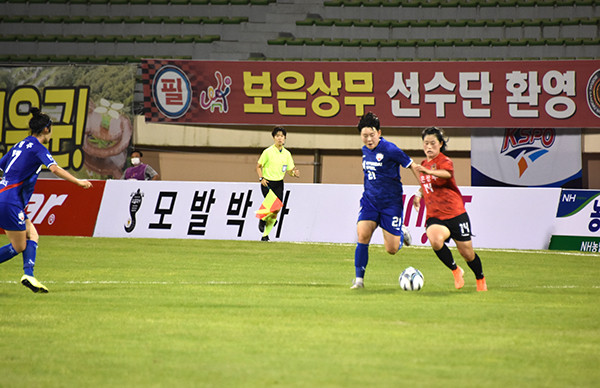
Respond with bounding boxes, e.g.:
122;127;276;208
351;112;420;289
0;107;92;293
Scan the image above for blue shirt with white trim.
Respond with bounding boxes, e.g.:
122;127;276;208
361;137;413;210
0;136;57;208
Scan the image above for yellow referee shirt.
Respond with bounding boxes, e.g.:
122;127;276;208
258;145;295;181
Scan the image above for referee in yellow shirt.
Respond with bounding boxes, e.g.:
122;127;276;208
256;126;300;241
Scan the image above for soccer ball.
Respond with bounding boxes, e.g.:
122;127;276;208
399;266;424;291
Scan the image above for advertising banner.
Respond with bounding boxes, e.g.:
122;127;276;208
0;179;106;237
471;128;582;187
94;180;560;250
141;59;600;128
549;189;600;252
0;65;136;179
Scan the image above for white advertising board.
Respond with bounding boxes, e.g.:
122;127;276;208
94;181;560;249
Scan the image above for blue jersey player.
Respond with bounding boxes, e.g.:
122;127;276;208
351;112;420;289
0;107;92;293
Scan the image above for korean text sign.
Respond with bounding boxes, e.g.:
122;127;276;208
142;59;600;128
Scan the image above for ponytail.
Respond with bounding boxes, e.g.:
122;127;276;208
29;107;52;135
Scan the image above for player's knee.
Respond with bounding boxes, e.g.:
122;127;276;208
460;250;475;261
429;239;445;251
12;242;27;253
386;246;399;255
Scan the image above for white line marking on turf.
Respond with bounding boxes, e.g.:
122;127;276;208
1;280;599;288
288;241;599;257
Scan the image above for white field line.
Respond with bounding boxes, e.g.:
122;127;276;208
0;280;599;289
289;242;600;257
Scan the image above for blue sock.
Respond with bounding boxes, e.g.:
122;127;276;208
0;243;18;264
354;242;369;278
22;240;38;276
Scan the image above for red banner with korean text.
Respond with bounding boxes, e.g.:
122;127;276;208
141;59;600;128
24;179;105;236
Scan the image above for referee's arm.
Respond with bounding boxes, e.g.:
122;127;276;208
256;162;268;186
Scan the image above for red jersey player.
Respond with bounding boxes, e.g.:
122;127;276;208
413;127;487;292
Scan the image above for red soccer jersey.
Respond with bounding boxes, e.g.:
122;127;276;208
419;153;466;220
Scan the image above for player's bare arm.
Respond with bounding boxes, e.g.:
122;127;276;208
49;165;92;188
415;165;452;180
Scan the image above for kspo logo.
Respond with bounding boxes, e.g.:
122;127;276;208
26;194;68;225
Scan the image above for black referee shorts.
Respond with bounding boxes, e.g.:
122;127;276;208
426;212;473;242
261;179;284;200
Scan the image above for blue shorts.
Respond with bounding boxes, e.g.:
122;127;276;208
0;202;27;231
357;197;403;236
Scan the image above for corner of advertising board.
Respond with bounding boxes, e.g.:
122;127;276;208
549;235;600;253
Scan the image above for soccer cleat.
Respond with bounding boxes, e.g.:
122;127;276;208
258;219;266;233
350;278;364;289
20;275;49;293
401;225;412;247
260;235;270;242
452;266;465;289
476;277;488;292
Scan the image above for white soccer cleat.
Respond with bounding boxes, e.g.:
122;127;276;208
350;278;364;289
402;225;412;247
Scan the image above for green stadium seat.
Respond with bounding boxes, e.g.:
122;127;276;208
379;39;398;47
181;17;206;24
448;20;468;27
409;20;429;27
396;39;418;46
428;19;449;27
123;16;144;24
154;36;175;43
545;38;566;46
304;38;325;46
352;19;372;27
315;19;335;26
526;38;547;46
204;17;225;24
143;17;164;24
267;37;288;45
334;19;354;27
490;38;510;46
135;35;156;43
390;20;411;27
359;39;380;47
286;38;306;46
296;18;316;26
322;38;346;46
372;20;392;28
417;39;436;46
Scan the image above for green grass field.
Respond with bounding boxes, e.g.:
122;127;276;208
0;236;598;387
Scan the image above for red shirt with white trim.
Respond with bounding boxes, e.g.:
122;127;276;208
419;153;465;220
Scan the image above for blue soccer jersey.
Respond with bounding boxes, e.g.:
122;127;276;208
0;136;57;208
361;137;413;211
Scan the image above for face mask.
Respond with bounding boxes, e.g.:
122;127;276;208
131;157;141;166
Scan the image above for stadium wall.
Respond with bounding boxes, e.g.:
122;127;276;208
132;117;600;188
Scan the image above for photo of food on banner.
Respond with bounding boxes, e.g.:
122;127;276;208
83;97;133;179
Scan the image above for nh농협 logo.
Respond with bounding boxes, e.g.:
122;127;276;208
152;65;192;119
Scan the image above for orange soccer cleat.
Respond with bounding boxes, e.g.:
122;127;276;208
476;277;488;292
452;266;465;289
